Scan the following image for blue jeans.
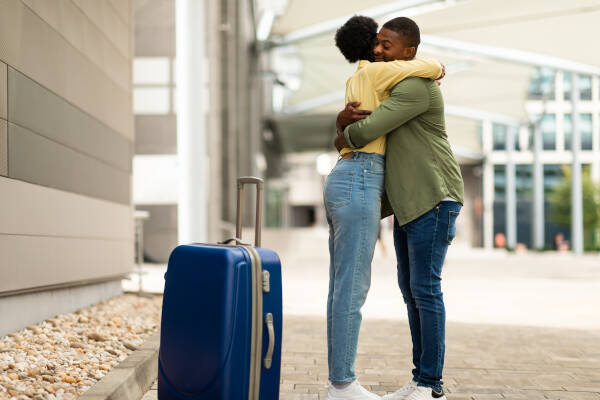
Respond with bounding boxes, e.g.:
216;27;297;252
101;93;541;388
323;152;385;384
393;201;461;393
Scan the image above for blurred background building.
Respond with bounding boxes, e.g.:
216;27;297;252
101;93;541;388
1;0;599;335
262;0;600;254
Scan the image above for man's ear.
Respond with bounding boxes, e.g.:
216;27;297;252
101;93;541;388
405;46;416;59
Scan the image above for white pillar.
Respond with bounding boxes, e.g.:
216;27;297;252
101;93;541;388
555;71;565;152
176;0;208;244
571;73;584;254
592;76;600;183
482;120;494;249
505;125;517;249
532;122;545;249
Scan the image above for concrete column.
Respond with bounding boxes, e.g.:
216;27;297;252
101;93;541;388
206;0;223;242
571;72;584;254
505;125;517;249
481;120;494;249
592;76;600;183
281;187;291;228
225;0;239;224
176;0;208;244
532;122;545;249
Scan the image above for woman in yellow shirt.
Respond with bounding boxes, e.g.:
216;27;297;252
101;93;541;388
323;15;443;400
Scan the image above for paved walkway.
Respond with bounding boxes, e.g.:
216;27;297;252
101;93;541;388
142;316;600;399
138;228;600;399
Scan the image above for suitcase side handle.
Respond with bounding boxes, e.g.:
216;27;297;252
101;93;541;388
236;176;264;247
264;313;275;369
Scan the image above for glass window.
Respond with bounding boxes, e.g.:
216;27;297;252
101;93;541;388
540;114;556;150
516;165;532;199
564;114;593;151
528;67;555;100
494;165;531;200
494;165;506;198
492;124;506;151
543;164;564;195
564;73;592;101
134;88;170;114
493;124;520;151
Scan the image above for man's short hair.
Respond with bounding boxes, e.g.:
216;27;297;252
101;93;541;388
335;15;378;63
382;17;420;48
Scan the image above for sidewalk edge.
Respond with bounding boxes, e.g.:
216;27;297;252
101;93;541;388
78;331;159;400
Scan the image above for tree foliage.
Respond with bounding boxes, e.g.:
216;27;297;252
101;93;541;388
549;166;600;250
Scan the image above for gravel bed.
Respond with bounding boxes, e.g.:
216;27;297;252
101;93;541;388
0;294;163;400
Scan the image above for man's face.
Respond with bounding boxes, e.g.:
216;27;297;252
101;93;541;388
373;28;416;62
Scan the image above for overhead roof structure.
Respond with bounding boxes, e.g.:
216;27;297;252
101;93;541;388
266;0;600;157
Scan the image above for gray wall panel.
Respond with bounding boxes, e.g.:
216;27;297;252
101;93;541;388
134;115;177;154
0;120;6;176
0;61;6;120
0;0;133;139
1;176;132;240
0;234;132;293
8;123;131;204
8;67;132;172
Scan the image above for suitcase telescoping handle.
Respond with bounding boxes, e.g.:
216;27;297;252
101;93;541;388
236;177;263;247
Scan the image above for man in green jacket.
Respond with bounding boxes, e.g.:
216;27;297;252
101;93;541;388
335;17;464;400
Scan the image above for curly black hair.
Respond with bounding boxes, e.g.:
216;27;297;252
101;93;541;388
382;17;420;48
335;15;378;63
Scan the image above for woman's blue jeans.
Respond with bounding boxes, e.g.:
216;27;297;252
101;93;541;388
323;152;385;384
393;201;462;393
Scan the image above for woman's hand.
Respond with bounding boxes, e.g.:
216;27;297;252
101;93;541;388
334;134;350;152
337;101;372;131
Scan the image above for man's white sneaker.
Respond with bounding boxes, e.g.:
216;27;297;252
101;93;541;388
325;380;381;400
382;380;418;399
405;386;446;400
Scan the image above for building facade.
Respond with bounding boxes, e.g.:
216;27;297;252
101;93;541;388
133;0;268;261
0;0;135;336
486;71;600;249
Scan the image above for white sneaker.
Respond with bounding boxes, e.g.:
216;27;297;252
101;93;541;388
382;380;418;399
326;380;382;400
404;386;446;400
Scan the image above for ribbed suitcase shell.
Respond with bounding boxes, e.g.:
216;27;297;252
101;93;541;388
158;243;282;400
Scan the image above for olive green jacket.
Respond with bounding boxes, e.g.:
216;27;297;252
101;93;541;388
343;77;464;225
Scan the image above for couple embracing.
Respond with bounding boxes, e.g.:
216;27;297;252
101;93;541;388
323;16;464;400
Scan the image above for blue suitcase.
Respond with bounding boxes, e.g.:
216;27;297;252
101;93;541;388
158;177;282;400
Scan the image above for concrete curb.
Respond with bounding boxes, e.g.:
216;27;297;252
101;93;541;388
79;331;160;400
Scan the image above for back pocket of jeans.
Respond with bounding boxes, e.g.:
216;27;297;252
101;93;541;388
324;171;354;210
447;211;460;244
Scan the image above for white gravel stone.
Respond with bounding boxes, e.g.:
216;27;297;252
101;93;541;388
0;295;162;399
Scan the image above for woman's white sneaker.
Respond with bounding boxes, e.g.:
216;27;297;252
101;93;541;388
325;380;382;400
382;380;418;399
404;386;446;400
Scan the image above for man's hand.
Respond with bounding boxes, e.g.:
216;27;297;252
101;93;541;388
435;63;445;86
334;134;350;152
337;101;372;131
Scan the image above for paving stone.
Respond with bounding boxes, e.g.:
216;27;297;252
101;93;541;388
544;391;600;399
138;310;600;398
